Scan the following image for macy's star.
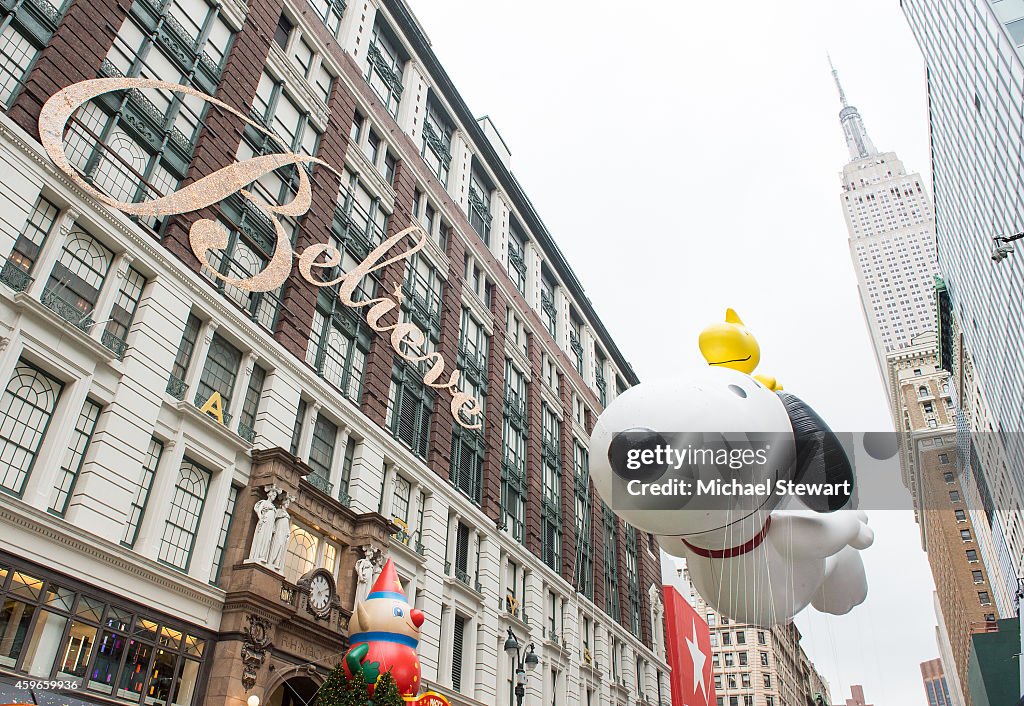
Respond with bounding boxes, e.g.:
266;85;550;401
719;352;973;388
686;621;709;704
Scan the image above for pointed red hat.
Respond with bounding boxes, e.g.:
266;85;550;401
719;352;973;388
368;558;407;601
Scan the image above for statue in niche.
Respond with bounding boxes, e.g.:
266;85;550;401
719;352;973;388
355;546;385;603
268;495;293;572
246;486;279;564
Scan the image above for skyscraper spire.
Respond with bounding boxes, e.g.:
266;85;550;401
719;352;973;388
828;54;848;107
828;57;878;160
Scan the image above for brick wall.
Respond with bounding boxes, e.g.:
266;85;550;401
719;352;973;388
524;333;543;557
558;372;577;586
10;0;129;138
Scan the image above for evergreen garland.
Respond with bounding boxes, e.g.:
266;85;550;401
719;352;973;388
316;664;408;706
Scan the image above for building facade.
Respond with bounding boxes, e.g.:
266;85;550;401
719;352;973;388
902;0;1024;613
894;349;997;706
921;657;955;706
673;566;830;706
842;685;871;706
0;2;667;706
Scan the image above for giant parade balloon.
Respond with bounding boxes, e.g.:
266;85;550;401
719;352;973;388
588;309;874;626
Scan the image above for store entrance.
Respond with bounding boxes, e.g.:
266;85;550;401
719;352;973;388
267;676;320;706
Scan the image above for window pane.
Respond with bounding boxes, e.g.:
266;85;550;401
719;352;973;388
22;609;69;678
57;621;96;679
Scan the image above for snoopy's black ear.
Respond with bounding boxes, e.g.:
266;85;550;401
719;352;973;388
777;391;854;512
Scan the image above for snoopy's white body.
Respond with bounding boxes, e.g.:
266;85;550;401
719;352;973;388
660;508;873;626
588;367;874;626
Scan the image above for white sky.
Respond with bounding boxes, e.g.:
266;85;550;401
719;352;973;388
409;0;941;703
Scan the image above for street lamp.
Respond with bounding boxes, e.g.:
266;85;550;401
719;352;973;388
504;627;539;706
991;231;1024;262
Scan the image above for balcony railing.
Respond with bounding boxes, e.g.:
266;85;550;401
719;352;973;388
337;488;352;507
392;527;425;556
305;472;333;495
0;258;32;292
100;329;128;360
366;42;404;99
237;422;256;444
166;374;187;400
40;289;93;333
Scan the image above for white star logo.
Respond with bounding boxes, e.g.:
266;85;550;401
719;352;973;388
686;620;709;704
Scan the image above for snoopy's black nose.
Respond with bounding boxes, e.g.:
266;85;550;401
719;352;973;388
608;428;670;483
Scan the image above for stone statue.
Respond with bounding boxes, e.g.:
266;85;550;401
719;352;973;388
355;552;375;604
246;486;279;564
268;496;292;573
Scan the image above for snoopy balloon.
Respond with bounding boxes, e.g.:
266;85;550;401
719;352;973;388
589;310;874;626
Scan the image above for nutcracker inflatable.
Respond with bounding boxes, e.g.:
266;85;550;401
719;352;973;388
343;559;424;696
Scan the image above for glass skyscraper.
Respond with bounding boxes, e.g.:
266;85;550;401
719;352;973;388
903;0;1024;616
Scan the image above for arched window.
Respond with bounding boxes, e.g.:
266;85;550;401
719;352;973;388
0;362;63;494
284;526;318;584
159;459;211;570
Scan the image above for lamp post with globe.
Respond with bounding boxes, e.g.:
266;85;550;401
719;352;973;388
503;627;539;706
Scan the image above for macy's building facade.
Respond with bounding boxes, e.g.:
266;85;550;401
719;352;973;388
0;0;668;706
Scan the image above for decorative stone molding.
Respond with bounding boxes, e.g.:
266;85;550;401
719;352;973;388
240;613;272;691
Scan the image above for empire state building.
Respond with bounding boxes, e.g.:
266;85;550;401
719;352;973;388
833;60;940;383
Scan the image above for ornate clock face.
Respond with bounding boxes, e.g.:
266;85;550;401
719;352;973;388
307;571;334;617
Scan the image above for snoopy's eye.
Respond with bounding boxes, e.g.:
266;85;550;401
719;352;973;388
393;607;404;617
728;384;747;398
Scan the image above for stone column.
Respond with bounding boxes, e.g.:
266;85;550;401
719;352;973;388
295;401;320;464
229;352;257;434
89;252;134;343
417;492;445;677
346;439;386;514
191;464;235;582
183;320;218;402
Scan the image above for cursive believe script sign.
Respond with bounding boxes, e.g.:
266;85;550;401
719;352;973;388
38;78;482;429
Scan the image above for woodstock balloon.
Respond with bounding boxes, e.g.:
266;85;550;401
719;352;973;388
343;559;425;695
588;309;874;626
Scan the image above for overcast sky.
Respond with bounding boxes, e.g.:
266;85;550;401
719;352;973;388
409;0;941;703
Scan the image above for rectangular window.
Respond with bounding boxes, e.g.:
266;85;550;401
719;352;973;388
507;221;527;295
210;484;239;585
391;474;411;524
625;524;642;637
49;398;102;516
101;266;146;359
451;428;484;504
603;504;620;620
451;614;465;692
195;334;241;420
966;549;978;562
159;458;212;571
0;361;63;496
310;0;345;36
365;21;404;118
1;0;71;104
169;314;201;397
467;162;492;244
338;436;355;504
290;398;307;456
238;364;266;442
42;225;113;330
595;351;607;406
421;92;452;185
972;569;984;584
391;362;432;458
540;269;557;338
949;490;960;503
541;405;561;571
955;508;966;522
308;414;337;489
574;442;593;597
569;314;584;376
979;591;990;605
960;529;972;542
123;438;163;546
3;195;59;289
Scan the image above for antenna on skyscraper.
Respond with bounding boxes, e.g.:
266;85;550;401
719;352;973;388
828;53;848;107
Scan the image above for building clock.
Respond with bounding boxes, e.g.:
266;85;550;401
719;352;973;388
303;568;336;620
